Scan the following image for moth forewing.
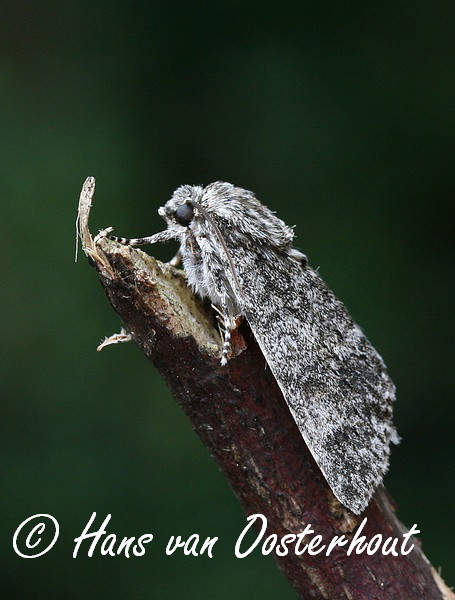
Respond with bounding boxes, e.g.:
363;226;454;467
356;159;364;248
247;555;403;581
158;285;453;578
108;181;398;515
219;240;396;515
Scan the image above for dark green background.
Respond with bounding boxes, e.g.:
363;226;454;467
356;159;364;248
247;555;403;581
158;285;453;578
2;2;453;598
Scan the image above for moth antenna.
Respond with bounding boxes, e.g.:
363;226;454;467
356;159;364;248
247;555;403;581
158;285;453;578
189;199;243;297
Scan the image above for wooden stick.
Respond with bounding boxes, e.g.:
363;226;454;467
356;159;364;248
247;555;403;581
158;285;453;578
77;178;452;599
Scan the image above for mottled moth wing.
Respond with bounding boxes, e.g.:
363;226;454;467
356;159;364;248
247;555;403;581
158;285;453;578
229;244;397;514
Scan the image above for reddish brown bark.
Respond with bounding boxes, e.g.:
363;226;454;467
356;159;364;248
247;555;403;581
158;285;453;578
78;178;452;599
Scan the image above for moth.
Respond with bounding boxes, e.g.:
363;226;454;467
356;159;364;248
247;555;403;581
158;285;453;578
109;181;399;514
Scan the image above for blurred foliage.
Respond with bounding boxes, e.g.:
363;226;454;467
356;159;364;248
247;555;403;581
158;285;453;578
1;2;453;598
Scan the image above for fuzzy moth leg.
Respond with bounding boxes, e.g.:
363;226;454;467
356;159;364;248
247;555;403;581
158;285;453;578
212;300;240;366
168;250;182;267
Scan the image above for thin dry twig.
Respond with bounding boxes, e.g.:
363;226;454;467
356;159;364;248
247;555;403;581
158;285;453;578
77;178;453;599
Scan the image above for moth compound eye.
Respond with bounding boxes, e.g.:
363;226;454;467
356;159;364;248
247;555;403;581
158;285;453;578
174;203;194;227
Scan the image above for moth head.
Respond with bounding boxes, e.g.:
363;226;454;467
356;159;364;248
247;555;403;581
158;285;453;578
173;203;194;227
157;185;203;234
